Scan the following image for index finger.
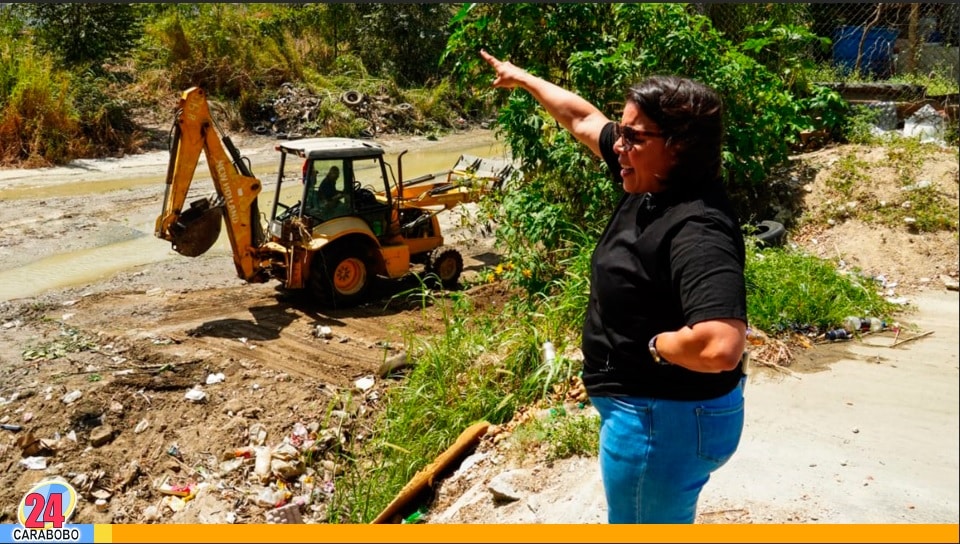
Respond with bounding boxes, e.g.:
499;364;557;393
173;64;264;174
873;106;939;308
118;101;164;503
480;49;500;67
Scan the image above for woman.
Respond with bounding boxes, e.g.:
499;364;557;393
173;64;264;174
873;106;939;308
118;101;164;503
481;50;748;524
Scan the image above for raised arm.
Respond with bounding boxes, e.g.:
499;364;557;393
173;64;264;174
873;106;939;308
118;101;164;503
481;49;610;158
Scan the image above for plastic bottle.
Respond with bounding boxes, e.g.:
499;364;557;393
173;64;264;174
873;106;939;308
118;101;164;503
842;316;862;333
825;329;850;341
867;317;885;332
254;446;272;483
542;341;556;365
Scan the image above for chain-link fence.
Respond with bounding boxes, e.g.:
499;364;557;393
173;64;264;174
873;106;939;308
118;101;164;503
699;3;959;130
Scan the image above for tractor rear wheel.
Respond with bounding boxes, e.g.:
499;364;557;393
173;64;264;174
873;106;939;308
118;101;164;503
427;248;464;289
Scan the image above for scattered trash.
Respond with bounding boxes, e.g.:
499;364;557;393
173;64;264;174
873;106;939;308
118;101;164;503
184;387;207;402
865;101;898;131
746;328;768;346
19;456;47;470
62;390;82;404
402;508;427;524
842;316;885;333
254;446;273;483
16;431;55;456
266;503;304;524
231;446;255;459
255;485;288;508
206;372;226;385
378;351;412;378
354;376;375;391
542;341;556;364
158;482;194;498
134;419;150;434
314;325;333;339
903;104;945;144
824;329;851;341
1;423;22;432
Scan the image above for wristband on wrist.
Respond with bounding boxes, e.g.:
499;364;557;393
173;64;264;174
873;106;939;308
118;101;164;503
648;334;670;365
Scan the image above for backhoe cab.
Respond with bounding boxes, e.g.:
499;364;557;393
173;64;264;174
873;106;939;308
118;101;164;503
155;87;514;308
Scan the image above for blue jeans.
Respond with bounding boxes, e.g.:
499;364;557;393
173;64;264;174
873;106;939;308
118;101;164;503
590;379;745;524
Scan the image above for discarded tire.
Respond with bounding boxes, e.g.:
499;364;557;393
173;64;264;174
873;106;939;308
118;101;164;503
341;90;364;106
753;220;786;247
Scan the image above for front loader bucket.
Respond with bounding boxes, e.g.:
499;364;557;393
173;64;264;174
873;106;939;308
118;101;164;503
170;198;223;257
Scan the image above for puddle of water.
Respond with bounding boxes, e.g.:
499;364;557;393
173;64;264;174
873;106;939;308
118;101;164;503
0;177;166;201
2;132;507;300
384;140;510;181
4;236;171;301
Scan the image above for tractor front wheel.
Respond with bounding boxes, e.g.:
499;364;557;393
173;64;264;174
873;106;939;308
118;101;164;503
427;248;464;289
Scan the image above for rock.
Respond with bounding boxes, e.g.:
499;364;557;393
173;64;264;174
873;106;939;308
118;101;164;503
222;398;244;414
487;469;529;503
378;351;413;378
89;425;115;447
940;275;959;291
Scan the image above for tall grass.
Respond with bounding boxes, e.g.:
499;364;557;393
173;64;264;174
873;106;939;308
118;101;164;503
0;44;84;166
744;238;898;334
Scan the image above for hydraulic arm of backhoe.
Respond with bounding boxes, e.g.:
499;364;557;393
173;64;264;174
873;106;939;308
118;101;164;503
155;87;266;281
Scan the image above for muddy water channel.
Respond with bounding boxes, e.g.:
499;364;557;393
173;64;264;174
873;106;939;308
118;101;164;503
0;130;506;302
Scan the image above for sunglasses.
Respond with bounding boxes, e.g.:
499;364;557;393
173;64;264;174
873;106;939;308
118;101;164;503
613;123;663;151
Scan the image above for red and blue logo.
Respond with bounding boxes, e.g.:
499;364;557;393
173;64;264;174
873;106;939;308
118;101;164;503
1;479;93;543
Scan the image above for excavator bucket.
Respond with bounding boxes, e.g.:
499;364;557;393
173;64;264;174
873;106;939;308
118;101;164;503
169;198;223;257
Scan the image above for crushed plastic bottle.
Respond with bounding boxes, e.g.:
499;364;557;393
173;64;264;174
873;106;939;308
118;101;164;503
541;341;556;364
254;446;272;483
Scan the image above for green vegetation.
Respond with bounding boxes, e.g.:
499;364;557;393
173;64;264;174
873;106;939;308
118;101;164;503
744;239;897;335
511;407;601;463
21;324;100;361
1;4;468;167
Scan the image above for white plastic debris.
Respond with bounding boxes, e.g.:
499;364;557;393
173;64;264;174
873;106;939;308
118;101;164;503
20;456;47;470
315;325;333;339
62;390;82;404
206;372;226;385
903;104;945;144
354;376;375;391
184;387;207;402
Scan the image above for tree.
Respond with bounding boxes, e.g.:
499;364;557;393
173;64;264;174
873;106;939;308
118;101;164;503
14;4;144;70
354;4;457;86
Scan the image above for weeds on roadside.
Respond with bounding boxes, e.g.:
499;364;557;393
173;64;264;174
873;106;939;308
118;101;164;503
745;238;897;335
510;407;599;463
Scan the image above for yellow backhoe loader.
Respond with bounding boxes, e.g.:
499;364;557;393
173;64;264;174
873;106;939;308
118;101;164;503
155;87;513;307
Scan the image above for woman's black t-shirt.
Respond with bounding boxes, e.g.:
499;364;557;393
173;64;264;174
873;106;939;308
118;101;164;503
580;122;747;401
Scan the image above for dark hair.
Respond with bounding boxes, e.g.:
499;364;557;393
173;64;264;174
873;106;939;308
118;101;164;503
626;75;724;185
